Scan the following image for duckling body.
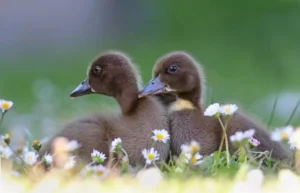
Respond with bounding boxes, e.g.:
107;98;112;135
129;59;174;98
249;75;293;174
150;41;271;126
140;51;291;161
168;99;221;155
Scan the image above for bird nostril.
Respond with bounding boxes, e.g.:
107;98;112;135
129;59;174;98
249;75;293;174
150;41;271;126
151;82;155;85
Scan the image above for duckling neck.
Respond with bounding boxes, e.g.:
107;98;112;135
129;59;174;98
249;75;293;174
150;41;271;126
115;88;139;115
177;88;202;109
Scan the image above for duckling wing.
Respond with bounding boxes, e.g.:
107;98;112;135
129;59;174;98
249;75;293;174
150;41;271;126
39;113;110;165
226;111;291;161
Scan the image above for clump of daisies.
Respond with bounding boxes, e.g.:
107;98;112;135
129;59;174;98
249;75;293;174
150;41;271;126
204;103;238;167
81;164;108;180
109;137;129;172
229;129;260;163
140;129;170;170
174;140;203;173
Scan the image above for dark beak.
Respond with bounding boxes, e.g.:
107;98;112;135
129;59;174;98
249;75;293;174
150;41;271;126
139;77;168;98
70;78;93;98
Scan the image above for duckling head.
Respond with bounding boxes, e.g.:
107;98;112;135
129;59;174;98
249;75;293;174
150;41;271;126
70;51;140;98
139;51;205;104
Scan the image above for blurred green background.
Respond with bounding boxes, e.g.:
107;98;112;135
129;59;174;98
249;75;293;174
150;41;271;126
0;0;299;139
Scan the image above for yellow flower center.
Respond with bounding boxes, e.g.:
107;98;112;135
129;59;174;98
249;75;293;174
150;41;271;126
2;102;9;110
156;134;164;140
33;140;40;145
26;156;33;162
96;170;103;176
280;132;289;139
190;156;197;164
190;145;199;154
225;107;231;113
147;153;154;160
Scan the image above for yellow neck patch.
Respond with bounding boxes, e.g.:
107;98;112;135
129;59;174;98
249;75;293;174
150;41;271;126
169;98;195;112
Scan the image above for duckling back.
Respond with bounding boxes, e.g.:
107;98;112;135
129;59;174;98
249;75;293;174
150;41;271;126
39;113;110;165
106;96;170;166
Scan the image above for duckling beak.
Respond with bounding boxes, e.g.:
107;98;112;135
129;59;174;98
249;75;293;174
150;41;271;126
139;77;168;98
70;78;93;98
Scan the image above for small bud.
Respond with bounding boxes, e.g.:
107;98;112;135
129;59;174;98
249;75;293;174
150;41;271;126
32;140;42;152
16;147;23;154
4;133;10;145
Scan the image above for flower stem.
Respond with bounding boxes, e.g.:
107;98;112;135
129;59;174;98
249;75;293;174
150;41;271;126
153;162;160;171
121;148;129;162
151;141;156;148
0;111;6;128
218;135;225;154
160;160;172;172
218;117;230;167
143;163;147;170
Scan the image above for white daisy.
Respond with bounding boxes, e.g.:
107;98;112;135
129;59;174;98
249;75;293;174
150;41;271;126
91;149;106;164
1;146;13;159
185;152;203;165
219;104;238;116
92;165;108;180
230;129;255;143
66;140;81;152
151;129;170;143
110;138;122;152
204;103;220;117
64;156;76;170
0;99;13;113
181;140;200;154
43;153;53;165
271;125;294;142
288;128;300;150
142;148;160;165
23;151;38;165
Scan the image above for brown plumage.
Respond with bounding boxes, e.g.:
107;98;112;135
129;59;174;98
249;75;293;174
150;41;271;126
139;51;291;161
140;51;221;156
40;51;170;167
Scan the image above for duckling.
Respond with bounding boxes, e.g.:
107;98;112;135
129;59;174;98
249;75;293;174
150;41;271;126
139;51;291;161
39;112;111;166
139;52;222;156
40;51;170;167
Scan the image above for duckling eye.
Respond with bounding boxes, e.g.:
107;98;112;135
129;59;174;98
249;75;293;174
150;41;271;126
93;66;101;74
168;65;178;73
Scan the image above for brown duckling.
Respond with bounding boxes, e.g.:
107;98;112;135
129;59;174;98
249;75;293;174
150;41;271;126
139;51;291;161
40;51;170;167
140;52;222;156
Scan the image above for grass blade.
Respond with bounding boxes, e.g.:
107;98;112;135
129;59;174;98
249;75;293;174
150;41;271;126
267;94;279;128
285;98;300;126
